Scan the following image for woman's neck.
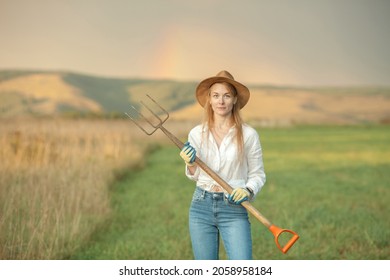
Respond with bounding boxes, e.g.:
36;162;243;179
213;113;233;130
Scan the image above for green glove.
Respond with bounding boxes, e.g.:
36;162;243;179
228;188;250;205
180;142;196;166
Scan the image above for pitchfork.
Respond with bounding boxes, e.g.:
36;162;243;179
125;94;299;254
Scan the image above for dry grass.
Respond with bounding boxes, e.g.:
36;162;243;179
0;118;149;259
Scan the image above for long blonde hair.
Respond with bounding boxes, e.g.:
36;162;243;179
202;82;245;162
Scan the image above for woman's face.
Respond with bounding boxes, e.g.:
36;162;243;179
209;83;237;117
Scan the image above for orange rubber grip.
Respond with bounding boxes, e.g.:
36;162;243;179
269;225;300;254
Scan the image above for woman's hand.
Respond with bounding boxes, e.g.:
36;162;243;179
228;188;250;204
180;142;196;166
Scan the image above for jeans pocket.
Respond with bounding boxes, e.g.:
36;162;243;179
225;198;245;209
192;189;203;202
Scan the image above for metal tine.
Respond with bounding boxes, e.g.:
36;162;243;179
140;101;162;128
145;94;170;124
125;94;170;135
134;103;159;128
136;94;169;129
125;105;158;135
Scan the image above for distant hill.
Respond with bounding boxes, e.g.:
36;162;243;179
171;86;390;125
0;70;196;118
0;70;389;125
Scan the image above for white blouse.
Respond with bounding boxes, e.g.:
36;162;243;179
185;124;266;199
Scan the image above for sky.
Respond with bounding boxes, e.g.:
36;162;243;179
1;0;389;86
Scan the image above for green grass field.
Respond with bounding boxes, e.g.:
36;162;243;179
69;125;390;260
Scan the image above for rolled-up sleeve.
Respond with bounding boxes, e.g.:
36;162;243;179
245;130;266;198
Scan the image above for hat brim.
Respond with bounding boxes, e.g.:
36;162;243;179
196;77;250;109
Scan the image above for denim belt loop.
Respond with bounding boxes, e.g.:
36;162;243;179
201;188;206;199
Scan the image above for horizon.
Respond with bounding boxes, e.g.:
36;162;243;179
2;68;390;89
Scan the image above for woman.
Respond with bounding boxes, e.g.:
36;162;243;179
179;70;266;260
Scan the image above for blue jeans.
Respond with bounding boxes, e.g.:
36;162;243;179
189;187;252;260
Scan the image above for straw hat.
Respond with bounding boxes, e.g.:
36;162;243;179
195;70;250;109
